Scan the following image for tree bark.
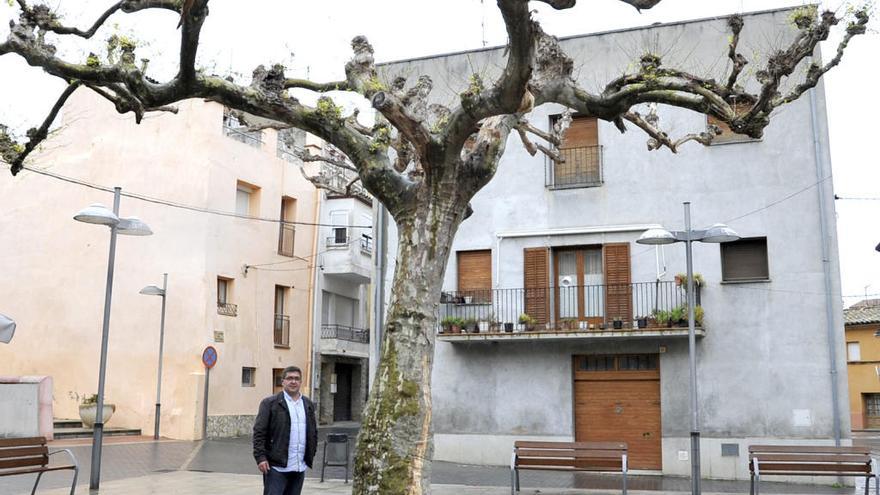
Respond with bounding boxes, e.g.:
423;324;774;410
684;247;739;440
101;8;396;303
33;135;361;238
352;181;469;494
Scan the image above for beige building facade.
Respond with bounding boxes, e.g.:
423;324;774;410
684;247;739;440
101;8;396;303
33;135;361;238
0;91;322;440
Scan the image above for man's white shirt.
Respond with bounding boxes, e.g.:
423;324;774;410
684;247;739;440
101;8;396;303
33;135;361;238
272;391;307;472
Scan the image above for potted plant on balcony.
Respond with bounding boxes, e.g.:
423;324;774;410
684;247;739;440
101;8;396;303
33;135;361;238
559;318;578;331
77;393;115;429
503;322;514;332
487;314;502;333
612;317;624;330
518;313;537;332
674;272;705;288
462;317;478;333
653;309;672;328
670;305;688;327
441;316;464;334
637;316;648;329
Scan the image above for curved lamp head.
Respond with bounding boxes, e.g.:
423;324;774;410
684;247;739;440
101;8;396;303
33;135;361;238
701;223;740;243
73;203;119;227
636;228;677;245
0;313;15;344
118;216;153;236
139;285;165;297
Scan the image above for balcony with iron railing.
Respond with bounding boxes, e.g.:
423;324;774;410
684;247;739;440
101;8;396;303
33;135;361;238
321;324;370;343
278;223;295;257
223;111;264;148
274;314;290;348
360;234;373;255
217;302;238;317
437;280;703;342
545;145;603;189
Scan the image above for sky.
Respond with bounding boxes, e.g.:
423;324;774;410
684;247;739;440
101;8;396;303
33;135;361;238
0;0;877;307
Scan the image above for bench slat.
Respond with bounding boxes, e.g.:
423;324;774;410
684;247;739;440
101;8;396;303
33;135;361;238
0;464;77;477
516;448;625;458
751;454;871;463
0;438;47;448
0;456;48;470
514;441;626;451
757;463;871;473
517;458;622;468
517;464;624;472
750;445;869;454
754;471;877;477
0;446;48;459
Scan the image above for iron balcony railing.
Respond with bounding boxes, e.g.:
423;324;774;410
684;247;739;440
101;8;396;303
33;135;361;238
274;314;290;347
327;233;348;247
278;222;295;257
439;281;699;333
217;302;238;317
321;324;370;344
360;235;373;254
545;145;603;189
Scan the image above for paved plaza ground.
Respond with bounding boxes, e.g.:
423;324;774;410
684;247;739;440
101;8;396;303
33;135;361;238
3;430;877;495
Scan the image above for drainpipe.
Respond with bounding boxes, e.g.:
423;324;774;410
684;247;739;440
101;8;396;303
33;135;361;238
809;83;842;446
306;188;322;395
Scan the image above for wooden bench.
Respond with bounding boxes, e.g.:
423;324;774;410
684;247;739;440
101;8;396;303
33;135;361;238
0;437;79;495
749;445;878;495
511;441;628;495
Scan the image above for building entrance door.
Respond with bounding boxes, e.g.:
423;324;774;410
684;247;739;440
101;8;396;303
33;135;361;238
573;354;661;470
333;363;353;422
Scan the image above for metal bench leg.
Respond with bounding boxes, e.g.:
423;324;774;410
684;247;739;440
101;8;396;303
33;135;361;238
755;474;760;495
344;440;349;484
510;468;515;495
515;469;520;492
320;440;327;483
867;475;871;495
31;471;45;495
749;473;755;495
69;465;79;495
622;453;628;495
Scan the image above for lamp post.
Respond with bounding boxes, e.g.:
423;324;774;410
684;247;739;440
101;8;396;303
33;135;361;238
636;201;739;495
140;274;168;440
74;186;152;491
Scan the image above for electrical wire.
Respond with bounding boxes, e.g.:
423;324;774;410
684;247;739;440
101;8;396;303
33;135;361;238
7;163;374;229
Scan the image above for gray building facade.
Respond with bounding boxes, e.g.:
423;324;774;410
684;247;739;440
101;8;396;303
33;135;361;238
378;7;848;479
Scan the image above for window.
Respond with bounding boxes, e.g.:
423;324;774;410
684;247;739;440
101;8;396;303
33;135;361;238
272;368;285;394
457;250;492;303
708;103;758;144
223;108;263;147
721;237;769;282
278;197;296;257
328;211;348;246
217;277;237;316
274;286;290;347
235;180;261;216
848;342;862;362
548;115;602;189
276;127;306;162
241;367;256;387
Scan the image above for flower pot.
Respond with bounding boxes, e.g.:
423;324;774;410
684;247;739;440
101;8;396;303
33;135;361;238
637;318;648;329
612;320;623;330
503;323;514;332
79;403;116;429
478;321;489;333
451;325;461;334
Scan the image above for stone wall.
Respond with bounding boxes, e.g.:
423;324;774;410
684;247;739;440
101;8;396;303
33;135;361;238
207;414;255;438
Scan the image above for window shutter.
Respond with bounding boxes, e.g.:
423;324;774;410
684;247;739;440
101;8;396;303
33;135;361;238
556;116;600;185
721;238;769;281
603;243;632;322
524;247;550;324
457;250;492;302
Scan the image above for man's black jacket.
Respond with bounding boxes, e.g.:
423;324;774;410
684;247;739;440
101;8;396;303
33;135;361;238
252;392;318;468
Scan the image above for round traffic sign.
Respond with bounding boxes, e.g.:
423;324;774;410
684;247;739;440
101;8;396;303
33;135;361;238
202;346;218;369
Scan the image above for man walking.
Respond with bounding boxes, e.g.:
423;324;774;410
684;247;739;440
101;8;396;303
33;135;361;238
253;366;318;495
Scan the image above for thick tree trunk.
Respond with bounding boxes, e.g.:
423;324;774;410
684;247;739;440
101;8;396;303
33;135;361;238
352;189;467;494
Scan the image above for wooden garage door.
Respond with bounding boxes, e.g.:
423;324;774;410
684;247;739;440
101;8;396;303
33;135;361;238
573;354;661;470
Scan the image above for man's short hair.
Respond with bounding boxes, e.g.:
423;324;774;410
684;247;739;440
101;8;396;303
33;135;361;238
282;366;302;378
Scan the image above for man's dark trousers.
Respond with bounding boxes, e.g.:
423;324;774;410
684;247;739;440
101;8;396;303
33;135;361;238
263;469;305;495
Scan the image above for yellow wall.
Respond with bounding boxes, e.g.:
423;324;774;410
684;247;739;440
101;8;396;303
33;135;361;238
0;91;319;439
845;323;880;429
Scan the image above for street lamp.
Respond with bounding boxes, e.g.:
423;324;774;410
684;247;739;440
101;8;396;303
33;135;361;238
140;274;168;440
74;187;152;490
636;202;739;495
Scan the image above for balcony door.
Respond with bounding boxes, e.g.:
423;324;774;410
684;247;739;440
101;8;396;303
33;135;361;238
555;246;605;325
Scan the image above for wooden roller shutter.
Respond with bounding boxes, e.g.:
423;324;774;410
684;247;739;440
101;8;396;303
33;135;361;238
603;243;632;322
556;116;600;185
523;247;550;324
457;250;492;302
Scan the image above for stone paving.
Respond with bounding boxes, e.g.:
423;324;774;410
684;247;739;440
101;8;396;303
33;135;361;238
1;431;868;495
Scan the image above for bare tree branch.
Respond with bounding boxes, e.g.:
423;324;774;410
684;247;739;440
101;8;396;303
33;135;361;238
1;81;80;174
284;78;352;92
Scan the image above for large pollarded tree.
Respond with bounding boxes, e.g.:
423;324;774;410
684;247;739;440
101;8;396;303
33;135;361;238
0;0;869;492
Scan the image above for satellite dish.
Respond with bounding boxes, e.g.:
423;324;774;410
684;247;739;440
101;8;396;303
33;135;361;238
0;313;15;344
